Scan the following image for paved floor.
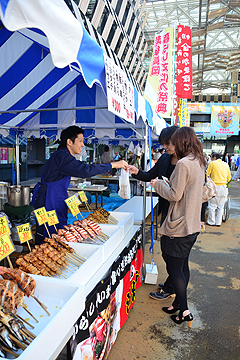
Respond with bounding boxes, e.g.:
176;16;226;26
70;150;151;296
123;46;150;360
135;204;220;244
108;181;240;360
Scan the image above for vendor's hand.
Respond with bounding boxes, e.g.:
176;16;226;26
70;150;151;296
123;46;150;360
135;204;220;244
111;160;128;170
150;179;157;188
128;165;139;175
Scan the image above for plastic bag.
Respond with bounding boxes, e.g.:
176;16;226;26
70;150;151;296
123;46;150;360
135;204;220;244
118;169;131;199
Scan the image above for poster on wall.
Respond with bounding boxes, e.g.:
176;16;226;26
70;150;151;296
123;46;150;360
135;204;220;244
104;55;135;124
210;106;239;135
0;148;8;164
69;229;143;360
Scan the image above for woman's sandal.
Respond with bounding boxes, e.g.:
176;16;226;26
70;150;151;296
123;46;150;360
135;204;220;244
162;303;180;314
171;311;193;328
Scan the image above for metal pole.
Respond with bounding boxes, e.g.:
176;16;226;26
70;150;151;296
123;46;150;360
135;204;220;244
142;120;148;279
171;23;177;126
16;133;20;185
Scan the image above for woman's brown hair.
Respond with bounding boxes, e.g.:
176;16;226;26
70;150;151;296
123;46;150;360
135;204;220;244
171;127;206;167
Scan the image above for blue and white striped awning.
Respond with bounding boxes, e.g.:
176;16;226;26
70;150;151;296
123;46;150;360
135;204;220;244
0;0;168;140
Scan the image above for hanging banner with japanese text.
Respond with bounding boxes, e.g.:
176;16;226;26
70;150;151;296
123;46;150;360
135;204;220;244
179;98;190;127
210;106;239;135
144;27;174;117
104;55;135;124
176;25;192;99
69;229;143;360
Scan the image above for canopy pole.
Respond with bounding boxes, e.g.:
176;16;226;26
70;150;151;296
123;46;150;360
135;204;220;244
142;120;148;280
16;132;20;185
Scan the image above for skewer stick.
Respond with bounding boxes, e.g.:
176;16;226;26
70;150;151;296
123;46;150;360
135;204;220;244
8;334;27;350
54;224;58;233
44;223;51;238
16;314;34;329
22;328;36;340
2;345;19;358
22;306;39;323
31;295;50;316
7;256;13;269
19;329;31;343
26;241;31;252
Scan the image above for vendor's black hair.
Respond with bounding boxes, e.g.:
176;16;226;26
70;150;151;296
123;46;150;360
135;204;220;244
159;126;178;145
104;145;110;152
58;126;84;150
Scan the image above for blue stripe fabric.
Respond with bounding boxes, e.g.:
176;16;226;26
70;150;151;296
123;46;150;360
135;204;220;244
0;25;12;46
0;44;49;98
40;99;58;124
76;81;96;124
77;26;106;93
0;0;10;16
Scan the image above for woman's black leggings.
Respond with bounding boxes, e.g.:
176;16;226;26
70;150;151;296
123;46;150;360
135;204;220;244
163;253;190;312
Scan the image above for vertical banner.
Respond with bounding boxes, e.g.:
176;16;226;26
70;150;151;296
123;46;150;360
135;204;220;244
69;229;142;360
144;28;174;117
156;27;174;117
144;32;162;110
176;25;192;99
211;106;239;135
104;55;134;124
179;98;189;127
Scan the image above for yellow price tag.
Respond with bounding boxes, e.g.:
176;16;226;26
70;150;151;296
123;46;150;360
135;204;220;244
47;210;59;226
0;233;15;261
78;191;88;203
65;195;80;217
0;216;11;236
34;207;49;226
16;223;33;244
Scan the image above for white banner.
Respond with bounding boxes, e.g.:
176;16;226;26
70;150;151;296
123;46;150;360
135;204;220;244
104;55;135;124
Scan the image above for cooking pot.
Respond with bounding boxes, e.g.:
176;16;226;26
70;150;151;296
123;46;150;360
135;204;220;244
7;185;30;207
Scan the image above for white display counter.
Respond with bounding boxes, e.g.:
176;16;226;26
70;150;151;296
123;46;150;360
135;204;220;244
11;208;140;360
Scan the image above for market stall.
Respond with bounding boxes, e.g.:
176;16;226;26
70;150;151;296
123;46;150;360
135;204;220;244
0;1;163;359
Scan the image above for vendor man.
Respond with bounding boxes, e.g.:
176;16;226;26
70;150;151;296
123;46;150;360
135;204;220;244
32;126;128;244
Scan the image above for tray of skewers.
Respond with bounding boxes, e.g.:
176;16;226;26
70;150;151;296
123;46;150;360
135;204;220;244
86;208;134;238
0;267;84;359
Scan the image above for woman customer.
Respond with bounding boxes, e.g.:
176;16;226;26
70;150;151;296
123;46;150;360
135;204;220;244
128;126;178;300
32;126;128;244
150;127;205;327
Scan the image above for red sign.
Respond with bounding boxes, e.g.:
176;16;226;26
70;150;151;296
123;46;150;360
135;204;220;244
176;25;192;99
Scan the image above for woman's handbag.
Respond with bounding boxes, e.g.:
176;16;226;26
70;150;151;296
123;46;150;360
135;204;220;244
202;173;218;202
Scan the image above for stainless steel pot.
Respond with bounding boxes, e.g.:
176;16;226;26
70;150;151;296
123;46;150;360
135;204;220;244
7;185;30;207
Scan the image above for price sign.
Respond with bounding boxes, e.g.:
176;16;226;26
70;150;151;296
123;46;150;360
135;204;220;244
34;207;49;226
16;223;33;244
0;216;11;236
47;210;59;226
78;191;88;203
65;195;80;217
0;233;15;261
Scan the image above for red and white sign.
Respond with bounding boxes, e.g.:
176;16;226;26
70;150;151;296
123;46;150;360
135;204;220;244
104;55;134;124
175;25;192;99
155;28;174;117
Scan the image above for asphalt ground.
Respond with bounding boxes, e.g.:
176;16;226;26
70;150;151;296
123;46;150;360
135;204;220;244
108;180;240;360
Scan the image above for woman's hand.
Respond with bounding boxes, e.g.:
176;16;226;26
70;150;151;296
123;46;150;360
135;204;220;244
150;179;157;188
111;160;128;170
128;165;139;175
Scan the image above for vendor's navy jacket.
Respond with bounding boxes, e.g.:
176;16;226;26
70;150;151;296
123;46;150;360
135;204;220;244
32;147;112;243
132;153;175;221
